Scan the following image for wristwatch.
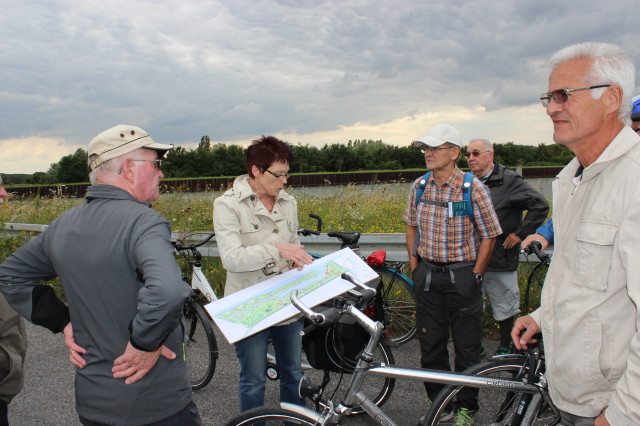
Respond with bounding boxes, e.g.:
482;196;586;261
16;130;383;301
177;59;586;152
474;273;484;283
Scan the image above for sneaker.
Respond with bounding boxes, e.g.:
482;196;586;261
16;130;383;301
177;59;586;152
494;346;512;356
453;407;475;426
417;398;454;425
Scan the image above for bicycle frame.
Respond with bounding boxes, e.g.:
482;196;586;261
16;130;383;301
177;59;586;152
288;288;552;426
378;262;413;289
190;263;218;303
173;232;220;303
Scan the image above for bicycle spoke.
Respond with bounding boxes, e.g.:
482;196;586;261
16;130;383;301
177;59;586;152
375;268;417;344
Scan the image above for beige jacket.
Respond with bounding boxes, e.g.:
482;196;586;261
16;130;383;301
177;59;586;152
213;175;301;297
531;126;640;424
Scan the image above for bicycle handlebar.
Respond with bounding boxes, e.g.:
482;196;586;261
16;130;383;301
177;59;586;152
521;240;551;264
341;272;376;304
297;214;323;236
173;232;215;252
290;273;377;327
290;289;328;324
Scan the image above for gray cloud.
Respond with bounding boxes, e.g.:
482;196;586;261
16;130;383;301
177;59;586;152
0;0;638;171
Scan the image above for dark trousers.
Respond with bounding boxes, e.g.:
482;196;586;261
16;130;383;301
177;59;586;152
0;400;7;426
79;400;202;426
413;260;483;411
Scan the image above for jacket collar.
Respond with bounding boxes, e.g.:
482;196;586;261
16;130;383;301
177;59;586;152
483;162;503;186
85;185;151;207
232;174;294;203
579;126;640;183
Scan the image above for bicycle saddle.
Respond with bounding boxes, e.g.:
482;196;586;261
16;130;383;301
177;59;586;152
327;231;361;247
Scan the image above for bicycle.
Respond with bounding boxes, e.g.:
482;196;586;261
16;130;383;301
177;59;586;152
225;273;559;425
173;232;220;390
520;240;552;315
297;214;417;345
266;215;397;415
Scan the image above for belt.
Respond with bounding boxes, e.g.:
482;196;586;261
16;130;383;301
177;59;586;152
427;260;454;268
420;258;475;290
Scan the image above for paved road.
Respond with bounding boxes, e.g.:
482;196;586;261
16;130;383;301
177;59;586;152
9;322;500;425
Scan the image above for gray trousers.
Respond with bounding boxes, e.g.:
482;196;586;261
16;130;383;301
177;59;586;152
559;409;597;426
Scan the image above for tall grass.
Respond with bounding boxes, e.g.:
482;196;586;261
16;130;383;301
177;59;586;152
0;184;411;301
0;184;409;232
0;183;547;327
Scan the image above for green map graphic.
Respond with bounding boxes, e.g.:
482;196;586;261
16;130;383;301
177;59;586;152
218;261;347;328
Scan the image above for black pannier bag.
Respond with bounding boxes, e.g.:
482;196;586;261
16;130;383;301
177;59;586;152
301;276;385;373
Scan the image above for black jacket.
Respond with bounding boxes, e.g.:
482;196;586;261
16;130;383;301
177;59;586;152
483;163;549;271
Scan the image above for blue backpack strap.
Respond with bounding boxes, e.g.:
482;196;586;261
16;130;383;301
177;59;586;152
462;172;474;220
415;171;474;221
412;171;431;257
414;171;432;208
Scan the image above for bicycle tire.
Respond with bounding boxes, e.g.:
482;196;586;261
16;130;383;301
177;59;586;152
184;299;218;390
225;407;317;425
423;357;558;426
522;262;549;315
305;339;396;415
374;267;417;344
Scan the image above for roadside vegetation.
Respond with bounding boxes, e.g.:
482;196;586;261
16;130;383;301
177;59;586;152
0;183;547;334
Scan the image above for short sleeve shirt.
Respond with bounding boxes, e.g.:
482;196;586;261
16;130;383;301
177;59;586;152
403;168;502;263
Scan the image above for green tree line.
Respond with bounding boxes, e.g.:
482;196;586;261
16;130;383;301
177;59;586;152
9;136;574;185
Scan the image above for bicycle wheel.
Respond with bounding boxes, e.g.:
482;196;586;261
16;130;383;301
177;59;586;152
304;339;396;415
375;267;417;344
225;407;318;425
184;299;218;390
522;262;549;314
423;357;558;425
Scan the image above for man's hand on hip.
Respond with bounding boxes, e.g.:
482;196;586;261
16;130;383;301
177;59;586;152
63;322;88;369
503;233;522;249
112;342;176;384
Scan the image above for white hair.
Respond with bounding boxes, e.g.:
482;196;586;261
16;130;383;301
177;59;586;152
468;138;493;152
550;42;635;125
89;156;124;184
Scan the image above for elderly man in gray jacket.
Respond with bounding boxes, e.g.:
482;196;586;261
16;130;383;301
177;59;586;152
466;138;549;355
0;125;201;425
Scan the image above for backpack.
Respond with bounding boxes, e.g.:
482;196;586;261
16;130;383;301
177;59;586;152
414;171;475;221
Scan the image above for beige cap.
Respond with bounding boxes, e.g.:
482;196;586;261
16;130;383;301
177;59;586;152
87;124;174;170
413;123;462;148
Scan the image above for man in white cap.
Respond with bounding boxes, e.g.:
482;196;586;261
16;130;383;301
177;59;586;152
0;125;202;425
403;124;501;424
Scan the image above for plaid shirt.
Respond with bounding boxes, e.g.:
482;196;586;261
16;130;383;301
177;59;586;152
403;168;502;263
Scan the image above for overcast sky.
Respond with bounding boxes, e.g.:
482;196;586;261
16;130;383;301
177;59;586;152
1;0;638;174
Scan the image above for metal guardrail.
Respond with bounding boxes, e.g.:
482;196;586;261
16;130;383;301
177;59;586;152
3;223;551;263
1;223;409;261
